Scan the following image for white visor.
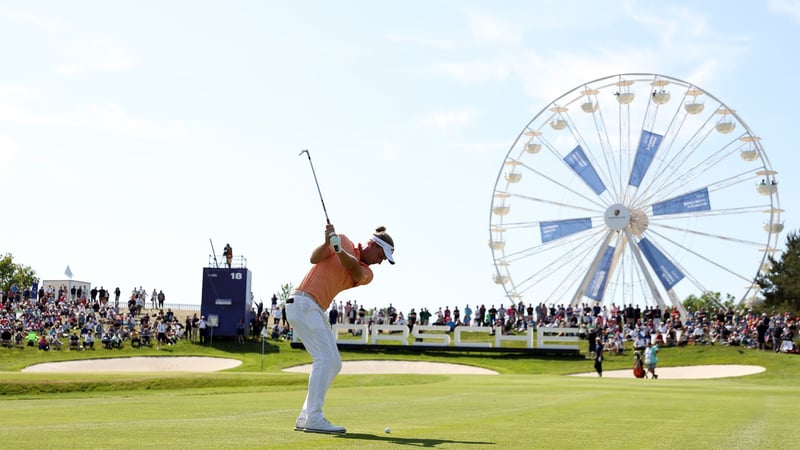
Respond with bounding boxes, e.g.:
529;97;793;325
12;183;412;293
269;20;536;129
371;236;395;264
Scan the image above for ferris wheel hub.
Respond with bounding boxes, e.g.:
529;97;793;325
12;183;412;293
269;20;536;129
629;208;650;236
604;203;631;231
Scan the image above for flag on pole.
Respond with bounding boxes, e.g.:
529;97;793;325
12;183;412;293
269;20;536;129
64;265;73;279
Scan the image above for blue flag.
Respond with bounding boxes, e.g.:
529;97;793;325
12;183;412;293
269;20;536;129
637;238;685;290
586;246;615;301
564;146;606;195
629;130;662;187
652;188;711;216
540;218;593;243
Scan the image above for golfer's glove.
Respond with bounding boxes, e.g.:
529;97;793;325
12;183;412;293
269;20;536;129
329;233;342;253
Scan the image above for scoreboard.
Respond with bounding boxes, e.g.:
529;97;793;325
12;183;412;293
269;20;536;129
200;267;252;337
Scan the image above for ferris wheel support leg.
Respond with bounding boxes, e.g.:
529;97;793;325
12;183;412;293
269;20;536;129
666;289;687;319
623;230;668;311
570;230;616;307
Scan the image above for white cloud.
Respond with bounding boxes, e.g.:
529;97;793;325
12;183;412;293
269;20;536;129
0;103;190;144
426;3;750;107
0;84;42;106
54;41;137;75
514;47;675;104
769;0;800;21
465;10;522;45
384;34;456;50
5;9;66;31
0;133;19;176
461;140;509;157
624;2;749;55
418;107;480;131
427;54;516;85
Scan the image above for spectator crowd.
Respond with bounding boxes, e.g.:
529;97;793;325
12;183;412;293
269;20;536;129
1;283;198;351
4;281;797;356
315;299;798;354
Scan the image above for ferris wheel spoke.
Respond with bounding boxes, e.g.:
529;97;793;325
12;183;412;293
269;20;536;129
645;228;754;282
648;204;771;221
560;91;625;201
637;180;770;220
537;134;612;200
499;190;606;214
635;148;752;207
517;160;609;208
541;253;597;305
655;135;744;201
583;91;624;200
635;111;721;199
692;168;756;198
509;229;605;298
502;225;605;263
648;221;766;247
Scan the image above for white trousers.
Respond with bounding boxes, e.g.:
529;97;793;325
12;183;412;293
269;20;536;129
285;294;342;423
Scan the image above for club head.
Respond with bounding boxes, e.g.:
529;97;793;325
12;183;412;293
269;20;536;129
299;149;309;156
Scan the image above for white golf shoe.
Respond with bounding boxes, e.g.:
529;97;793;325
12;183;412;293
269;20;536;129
302;417;346;434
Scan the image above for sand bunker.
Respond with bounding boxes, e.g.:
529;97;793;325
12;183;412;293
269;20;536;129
283;360;499;375
22;356;242;373
21;358;763;379
570;364;765;379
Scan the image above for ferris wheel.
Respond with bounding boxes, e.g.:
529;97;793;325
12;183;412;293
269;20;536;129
489;73;783;314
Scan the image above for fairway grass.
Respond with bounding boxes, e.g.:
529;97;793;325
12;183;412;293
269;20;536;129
1;339;798;449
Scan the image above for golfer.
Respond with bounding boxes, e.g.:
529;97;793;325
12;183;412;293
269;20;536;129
287;223;395;434
594;337;604;377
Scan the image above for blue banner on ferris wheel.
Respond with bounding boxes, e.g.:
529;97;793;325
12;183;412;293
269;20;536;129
564;146;606;195
651;188;711;216
586;245;615;301
628;130;663;187
540;218;593;243
637;238;685;290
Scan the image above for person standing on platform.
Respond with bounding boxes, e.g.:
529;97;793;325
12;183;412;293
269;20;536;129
185;315;193;341
236;319;246;344
198;315;208;344
286;224;395;434
224;243;233;268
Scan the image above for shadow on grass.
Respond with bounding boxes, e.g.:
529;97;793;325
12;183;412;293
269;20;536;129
334;433;495;447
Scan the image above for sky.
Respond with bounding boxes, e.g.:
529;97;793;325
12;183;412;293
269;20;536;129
2;0;799;316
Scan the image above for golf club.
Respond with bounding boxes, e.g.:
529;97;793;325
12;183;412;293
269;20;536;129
299;149;341;252
298;149;331;224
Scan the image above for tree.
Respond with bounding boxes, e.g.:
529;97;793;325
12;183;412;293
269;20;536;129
683;291;735;312
277;283;294;303
756;230;800;314
0;253;39;294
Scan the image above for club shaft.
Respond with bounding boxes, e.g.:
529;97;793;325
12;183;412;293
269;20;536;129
300;149;331;224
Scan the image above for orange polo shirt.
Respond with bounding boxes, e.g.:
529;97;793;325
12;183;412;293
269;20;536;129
297;234;373;310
